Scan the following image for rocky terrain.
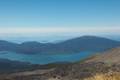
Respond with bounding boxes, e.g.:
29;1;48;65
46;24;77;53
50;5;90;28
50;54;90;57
0;47;120;80
85;47;120;64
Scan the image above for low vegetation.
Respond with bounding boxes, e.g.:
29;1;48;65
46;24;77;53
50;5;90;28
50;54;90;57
84;72;120;80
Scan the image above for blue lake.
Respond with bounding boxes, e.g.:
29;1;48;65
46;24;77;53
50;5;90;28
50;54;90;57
0;52;94;64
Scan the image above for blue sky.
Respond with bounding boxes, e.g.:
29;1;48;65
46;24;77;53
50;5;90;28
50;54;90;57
0;0;120;42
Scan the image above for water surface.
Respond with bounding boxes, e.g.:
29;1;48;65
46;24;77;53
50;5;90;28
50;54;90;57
0;52;94;64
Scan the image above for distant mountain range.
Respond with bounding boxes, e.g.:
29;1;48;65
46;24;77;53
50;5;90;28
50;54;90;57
0;36;120;54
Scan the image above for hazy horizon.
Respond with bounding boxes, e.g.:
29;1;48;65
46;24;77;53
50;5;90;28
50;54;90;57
0;0;120;42
0;35;120;44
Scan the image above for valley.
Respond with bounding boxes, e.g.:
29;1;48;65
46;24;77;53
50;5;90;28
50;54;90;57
0;47;120;80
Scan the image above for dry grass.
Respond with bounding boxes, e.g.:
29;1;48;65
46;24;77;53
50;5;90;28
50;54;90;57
84;72;120;80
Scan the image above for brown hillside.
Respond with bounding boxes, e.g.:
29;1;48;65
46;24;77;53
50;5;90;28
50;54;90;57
85;47;120;64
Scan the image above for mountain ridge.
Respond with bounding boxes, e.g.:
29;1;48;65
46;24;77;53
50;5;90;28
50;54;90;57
0;36;120;54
